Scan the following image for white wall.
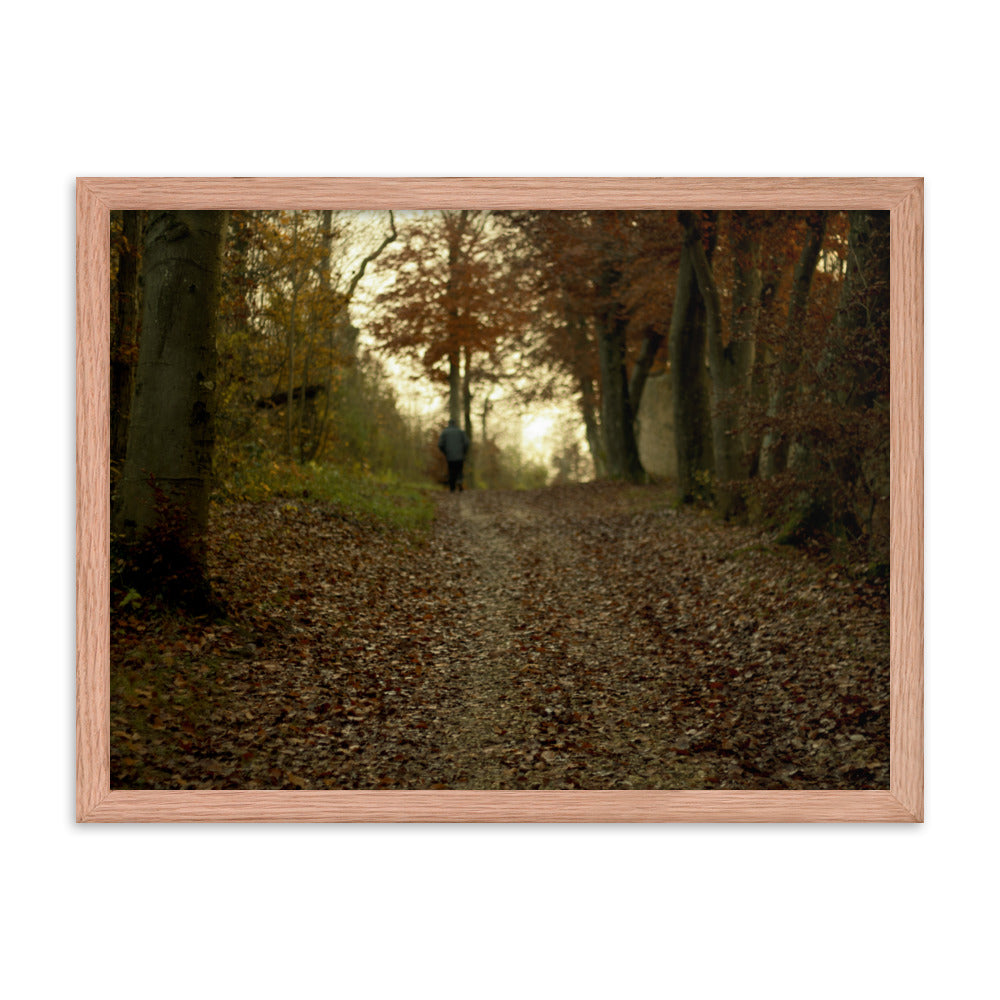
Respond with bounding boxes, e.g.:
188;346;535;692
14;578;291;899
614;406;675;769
3;3;993;997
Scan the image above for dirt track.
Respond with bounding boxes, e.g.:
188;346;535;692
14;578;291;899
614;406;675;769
112;483;889;790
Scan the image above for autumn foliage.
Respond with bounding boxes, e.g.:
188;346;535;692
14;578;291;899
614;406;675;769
108;207;890;793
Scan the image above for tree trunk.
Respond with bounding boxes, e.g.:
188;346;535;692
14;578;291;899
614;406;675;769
595;268;643;482
578;372;605;479
760;212;827;478
285;212;300;458
308;208;335;464
110;210;142;481
681;211;758;519
628;325;664;424
114;210;227;608
668;242;714;502
444;211;468;425
448;350;461;424
462;342;474;484
298;333;314;463
724;217;762;488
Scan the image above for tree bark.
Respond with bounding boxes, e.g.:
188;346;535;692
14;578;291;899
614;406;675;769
725;216;763;487
444;212;466;424
668;242;714;501
310;209;336;464
628;325;664;423
110;210;142;480
114;210;227;607
681;211;758;519
595;266;643;482
448;350;461;424
285;211;300;458
760;211;827;479
578;371;605;479
462;342;474;483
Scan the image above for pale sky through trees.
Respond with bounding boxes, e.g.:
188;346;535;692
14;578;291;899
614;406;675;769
350;212;583;473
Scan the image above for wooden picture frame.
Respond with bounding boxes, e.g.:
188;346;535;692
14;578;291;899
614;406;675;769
78;177;923;822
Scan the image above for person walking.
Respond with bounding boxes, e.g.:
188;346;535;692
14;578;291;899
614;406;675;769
438;419;470;492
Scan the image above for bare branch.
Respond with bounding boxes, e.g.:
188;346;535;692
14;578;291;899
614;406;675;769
343;210;398;303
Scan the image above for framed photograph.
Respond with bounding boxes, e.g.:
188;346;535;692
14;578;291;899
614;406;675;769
78;177;922;822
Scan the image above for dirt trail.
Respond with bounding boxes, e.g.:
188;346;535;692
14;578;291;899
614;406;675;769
418;489;604;788
402;484;888;790
113;483;889;791
386;486;888;788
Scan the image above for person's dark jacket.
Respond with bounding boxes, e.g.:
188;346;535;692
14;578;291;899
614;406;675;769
438;422;469;461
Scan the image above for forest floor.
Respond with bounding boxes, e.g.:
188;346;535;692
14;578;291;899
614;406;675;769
111;482;889;790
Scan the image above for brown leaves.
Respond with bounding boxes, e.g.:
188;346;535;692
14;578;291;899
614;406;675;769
111;483;887;791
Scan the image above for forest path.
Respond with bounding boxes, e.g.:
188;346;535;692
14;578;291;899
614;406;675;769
405;483;888;790
416;488;622;788
112;483;890;791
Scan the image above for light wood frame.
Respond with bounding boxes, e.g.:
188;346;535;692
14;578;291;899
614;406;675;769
77;178;923;822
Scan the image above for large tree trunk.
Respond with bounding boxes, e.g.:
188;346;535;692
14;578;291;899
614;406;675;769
110;210;142;484
759;212;827;479
668;242;714;502
114;210;227;608
595;268;643;482
681;211;758;519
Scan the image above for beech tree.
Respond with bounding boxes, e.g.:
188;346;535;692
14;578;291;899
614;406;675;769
678;211;765;518
114;210;228;607
666;237;715;501
593;234;643;481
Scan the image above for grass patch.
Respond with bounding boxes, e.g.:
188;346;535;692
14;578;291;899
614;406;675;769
216;458;436;537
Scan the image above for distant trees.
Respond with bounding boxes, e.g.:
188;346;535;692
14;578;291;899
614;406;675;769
497;207;888;557
663;209;888;556
109;204;891;611
366;210;536;482
502;211;652;482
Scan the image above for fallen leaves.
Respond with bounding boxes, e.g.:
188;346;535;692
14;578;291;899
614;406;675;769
110;482;888;790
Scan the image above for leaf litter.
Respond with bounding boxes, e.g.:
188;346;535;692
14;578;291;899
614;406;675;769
111;483;888;790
